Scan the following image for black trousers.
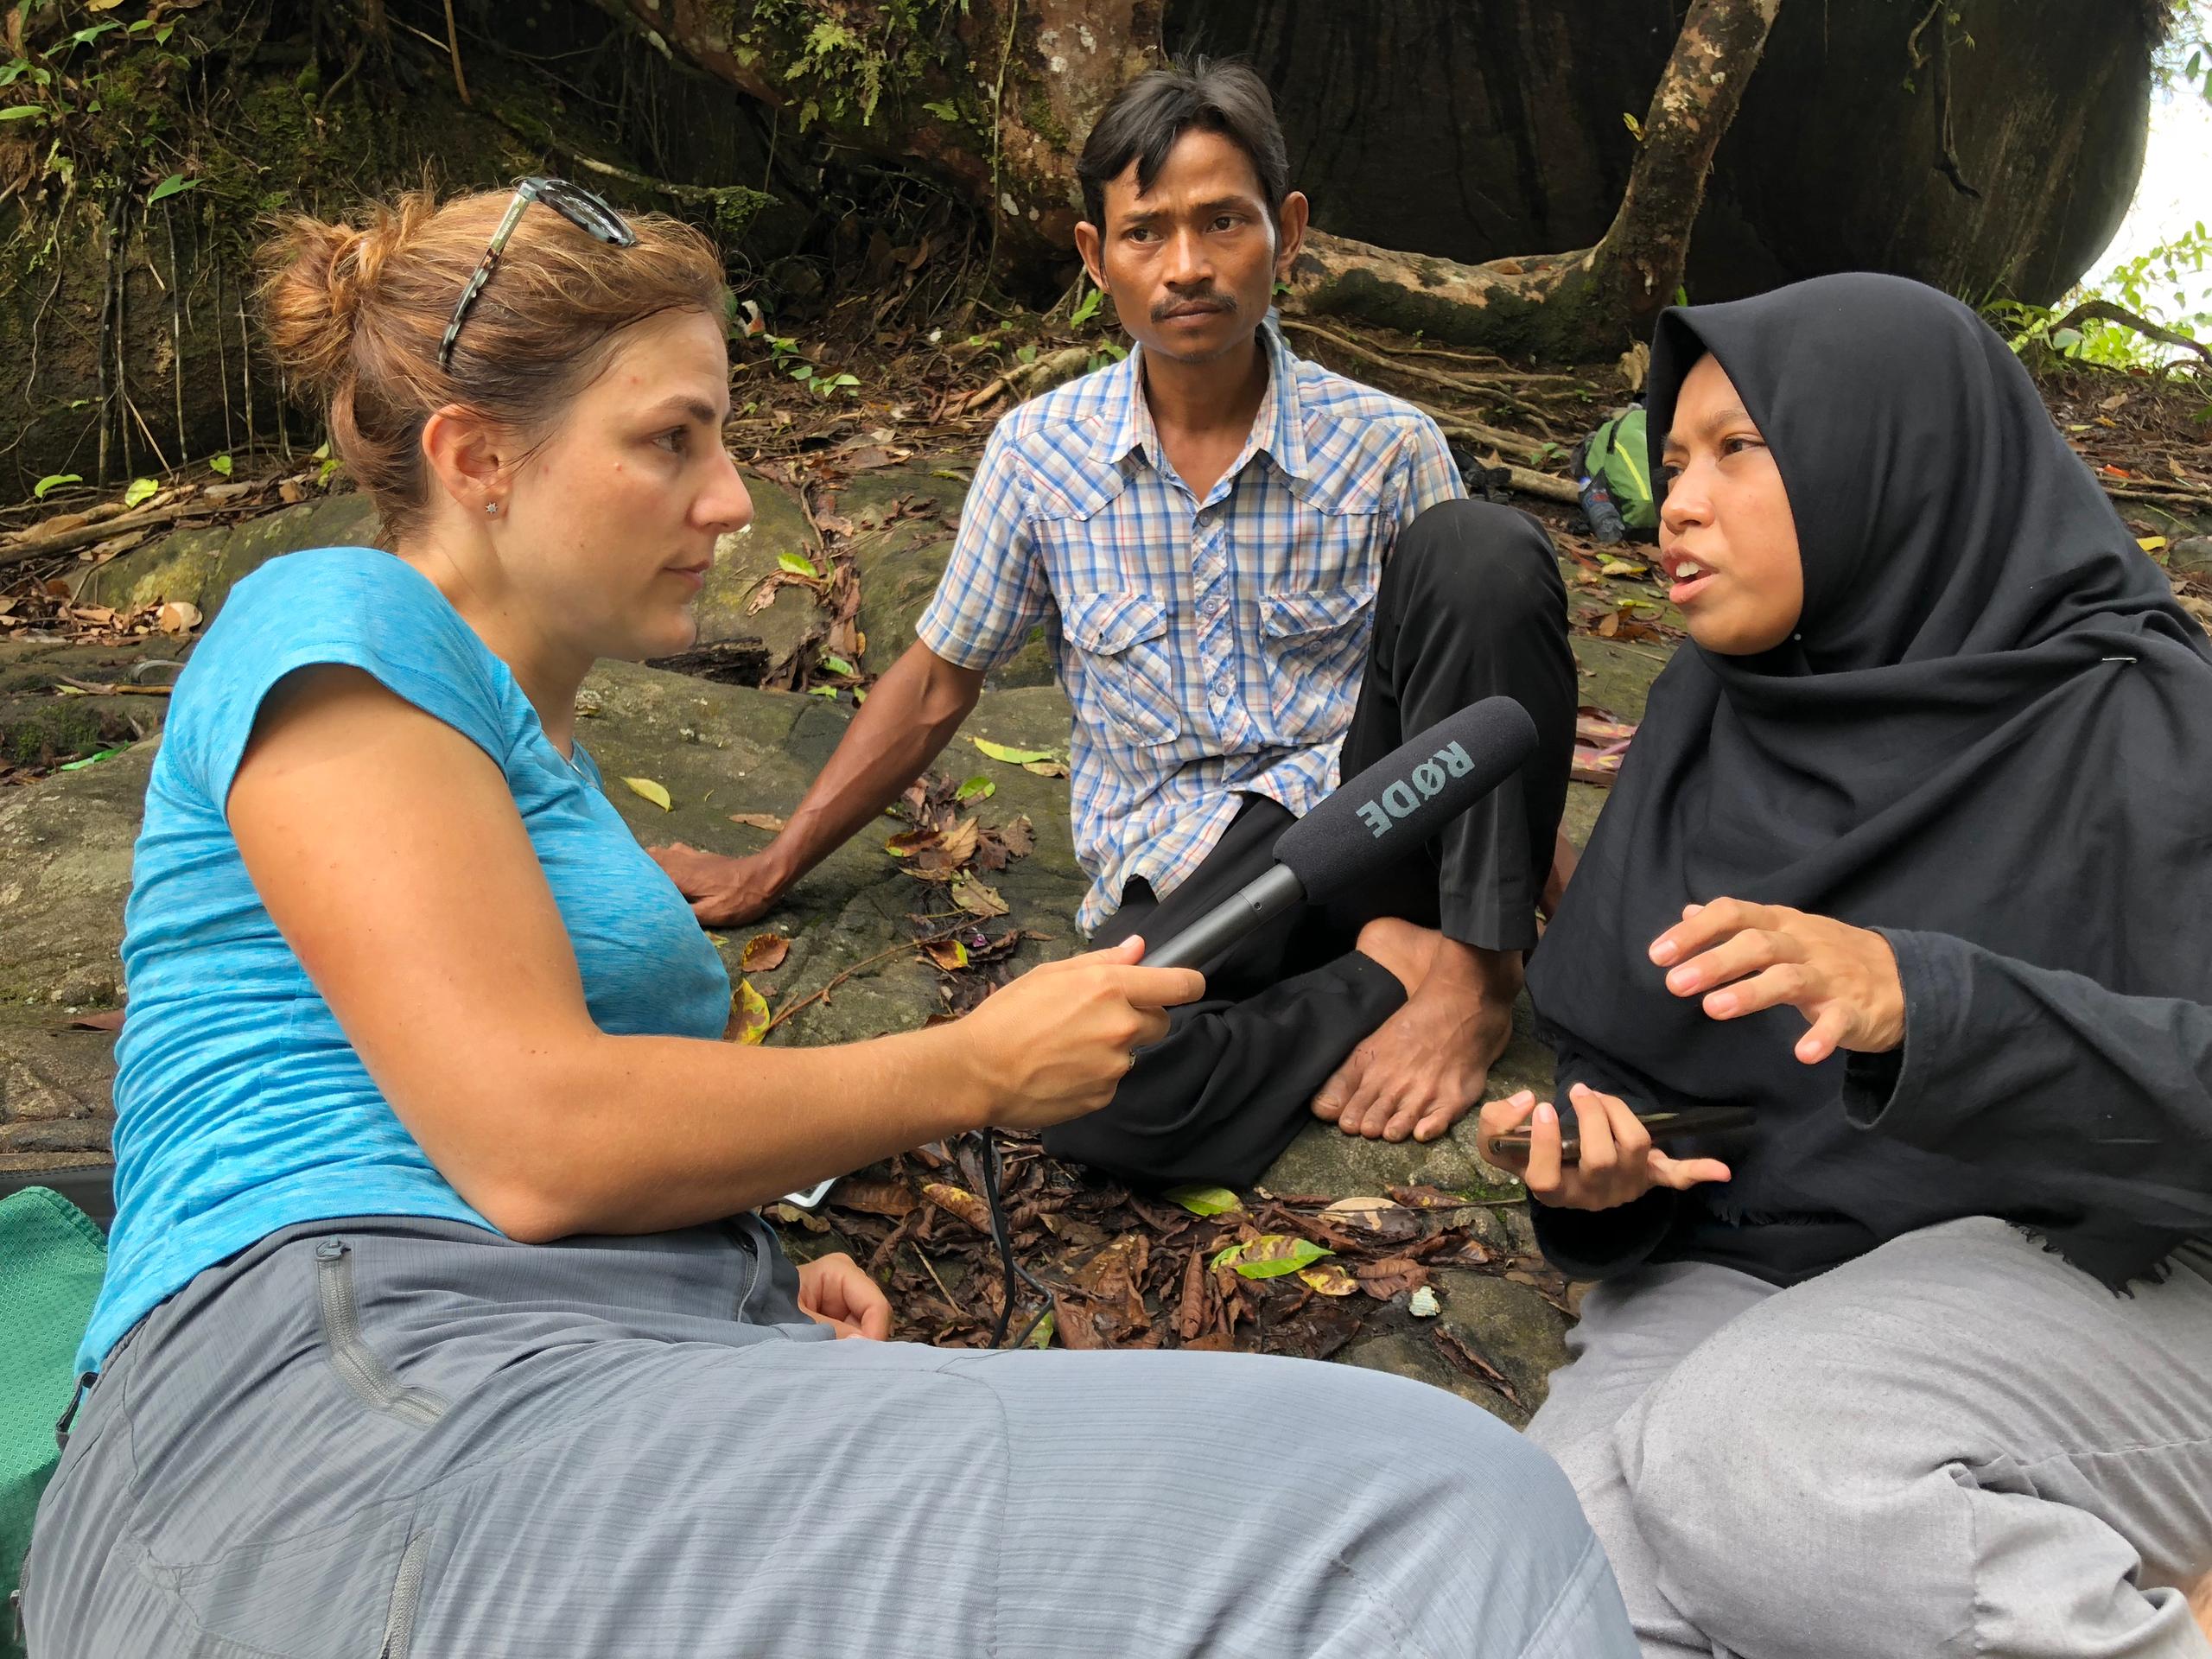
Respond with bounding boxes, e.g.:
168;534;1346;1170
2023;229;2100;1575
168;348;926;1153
1042;499;1577;1188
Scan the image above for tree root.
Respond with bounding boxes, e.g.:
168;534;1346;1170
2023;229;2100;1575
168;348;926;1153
1274;319;1570;432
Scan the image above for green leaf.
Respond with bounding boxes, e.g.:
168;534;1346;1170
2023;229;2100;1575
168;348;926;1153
1164;1185;1243;1217
0;105;47;121
808;685;841;698
1024;1307;1056;1348
2050;327;2084;353
32;473;80;499
208;453;233;476
1070;285;1102;327
59;744;129;772
123;476;158;508
777;551;822;578
820;653;856;677
972;737;1054;766
145;173;194;205
826;372;860;389
67;22;119;45
1210;1235;1330;1279
953;773;995;804
921;99;960;121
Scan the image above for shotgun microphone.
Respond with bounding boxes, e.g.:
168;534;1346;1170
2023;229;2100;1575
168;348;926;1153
1142;697;1540;971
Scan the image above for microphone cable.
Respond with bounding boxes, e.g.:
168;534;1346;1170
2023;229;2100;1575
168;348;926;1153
972;1126;1053;1349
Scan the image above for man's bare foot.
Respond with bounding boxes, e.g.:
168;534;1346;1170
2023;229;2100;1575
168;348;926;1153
1311;919;1440;1128
1311;936;1519;1142
1350;916;1440;996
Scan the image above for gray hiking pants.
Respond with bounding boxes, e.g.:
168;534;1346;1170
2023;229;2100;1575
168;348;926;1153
25;1215;1633;1658
1526;1216;2212;1659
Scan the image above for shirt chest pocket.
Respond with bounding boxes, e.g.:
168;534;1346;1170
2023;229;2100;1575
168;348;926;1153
1061;590;1183;748
1260;583;1375;744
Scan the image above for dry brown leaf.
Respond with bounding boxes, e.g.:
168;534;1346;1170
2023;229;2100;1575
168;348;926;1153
728;812;787;832
1322;1197;1421;1242
63;1008;126;1032
1051;1292;1107;1350
1072;1233;1150;1329
830;1177;918;1218
950;874;1008;918
938;817;982;866
1176;1247;1212;1339
1355;1256;1431;1300
1389;1184;1476;1211
741;932;790;973
1434;1325;1522;1408
1297;1262;1362;1296
922;937;970;972
922;1181;994;1232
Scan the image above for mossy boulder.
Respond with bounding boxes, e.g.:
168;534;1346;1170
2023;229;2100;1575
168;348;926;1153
75;494;382;616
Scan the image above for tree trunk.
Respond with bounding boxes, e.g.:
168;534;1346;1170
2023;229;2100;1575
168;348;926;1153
1281;0;1780;360
596;0;1778;359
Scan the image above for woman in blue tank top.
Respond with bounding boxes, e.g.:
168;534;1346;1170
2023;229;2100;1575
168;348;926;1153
22;180;1631;1658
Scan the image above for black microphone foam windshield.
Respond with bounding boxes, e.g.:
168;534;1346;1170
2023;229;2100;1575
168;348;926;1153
1274;697;1539;902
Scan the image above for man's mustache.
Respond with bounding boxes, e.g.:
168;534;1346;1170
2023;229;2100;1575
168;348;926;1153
1152;289;1237;321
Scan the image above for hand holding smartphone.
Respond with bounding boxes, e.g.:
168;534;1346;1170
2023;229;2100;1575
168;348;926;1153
1484;1103;1754;1166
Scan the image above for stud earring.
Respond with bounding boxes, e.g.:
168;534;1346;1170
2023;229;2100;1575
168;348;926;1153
485;501;499;516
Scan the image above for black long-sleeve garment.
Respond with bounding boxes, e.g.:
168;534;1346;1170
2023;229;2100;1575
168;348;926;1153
1525;275;2212;1294
1536;931;2212;1290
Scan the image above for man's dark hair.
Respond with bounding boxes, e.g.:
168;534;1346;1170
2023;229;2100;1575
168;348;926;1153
1075;56;1289;234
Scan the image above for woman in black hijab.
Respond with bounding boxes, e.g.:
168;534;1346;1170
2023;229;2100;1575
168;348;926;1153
1480;273;2212;1657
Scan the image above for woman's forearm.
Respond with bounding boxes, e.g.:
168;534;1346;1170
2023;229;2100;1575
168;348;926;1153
464;1020;991;1241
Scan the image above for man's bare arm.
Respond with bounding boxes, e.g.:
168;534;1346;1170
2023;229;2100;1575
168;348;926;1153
651;639;988;926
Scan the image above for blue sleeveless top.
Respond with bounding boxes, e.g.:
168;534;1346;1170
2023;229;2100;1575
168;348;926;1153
79;547;731;1371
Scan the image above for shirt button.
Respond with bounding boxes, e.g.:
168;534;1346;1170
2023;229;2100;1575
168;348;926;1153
1197;509;1216;529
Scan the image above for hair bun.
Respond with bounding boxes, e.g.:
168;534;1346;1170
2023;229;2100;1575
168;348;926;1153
257;194;434;400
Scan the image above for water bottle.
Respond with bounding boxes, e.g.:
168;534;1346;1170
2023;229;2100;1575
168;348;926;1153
1579;471;1626;544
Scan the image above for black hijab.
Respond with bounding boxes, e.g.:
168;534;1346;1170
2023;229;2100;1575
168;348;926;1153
1526;271;2212;1283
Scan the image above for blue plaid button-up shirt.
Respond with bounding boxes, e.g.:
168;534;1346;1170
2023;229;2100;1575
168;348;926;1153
917;321;1465;933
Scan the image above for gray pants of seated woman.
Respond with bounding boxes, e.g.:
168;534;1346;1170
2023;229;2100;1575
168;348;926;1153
1527;1216;2212;1659
26;1216;1633;1659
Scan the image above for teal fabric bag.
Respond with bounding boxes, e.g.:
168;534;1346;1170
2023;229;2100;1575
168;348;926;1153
0;1187;106;1658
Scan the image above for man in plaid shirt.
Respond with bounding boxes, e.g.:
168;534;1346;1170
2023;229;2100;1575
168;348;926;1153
656;59;1576;1186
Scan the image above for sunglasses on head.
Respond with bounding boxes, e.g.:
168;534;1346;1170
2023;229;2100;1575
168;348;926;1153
437;176;638;371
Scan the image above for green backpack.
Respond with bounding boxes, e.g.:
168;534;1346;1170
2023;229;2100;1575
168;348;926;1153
1573;406;1659;537
1;1187;106;1659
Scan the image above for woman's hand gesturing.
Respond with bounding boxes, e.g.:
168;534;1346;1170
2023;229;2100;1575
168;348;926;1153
1478;1084;1731;1211
1649;899;1904;1064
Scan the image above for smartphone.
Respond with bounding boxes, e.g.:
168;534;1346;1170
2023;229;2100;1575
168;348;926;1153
1485;1104;1755;1166
780;1178;838;1209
